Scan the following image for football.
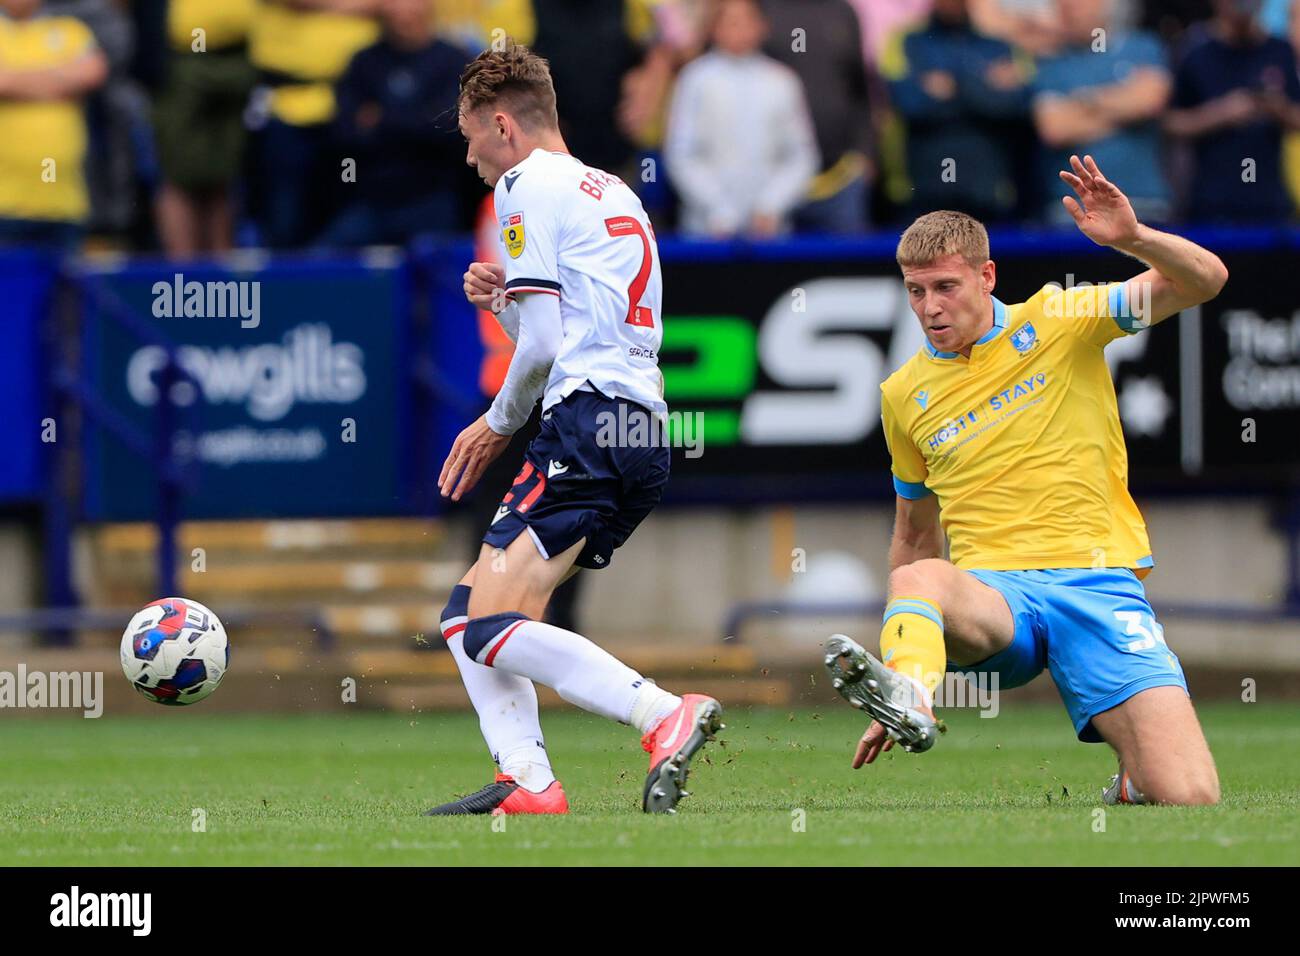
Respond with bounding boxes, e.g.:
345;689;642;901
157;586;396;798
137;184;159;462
119;598;230;706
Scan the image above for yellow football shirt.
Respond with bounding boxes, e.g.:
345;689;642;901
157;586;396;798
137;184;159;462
248;2;379;126
880;282;1154;575
168;0;256;51
484;0;658;48
0;15;97;223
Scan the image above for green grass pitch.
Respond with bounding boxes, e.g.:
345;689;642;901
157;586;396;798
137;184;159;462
1;701;1296;865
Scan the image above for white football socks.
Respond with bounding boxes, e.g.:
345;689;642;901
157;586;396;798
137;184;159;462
442;615;556;793
630;681;681;735
478;618;681;730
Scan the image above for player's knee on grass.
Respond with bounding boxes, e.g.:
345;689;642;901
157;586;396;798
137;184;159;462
1123;730;1221;806
464;612;530;664
1133;762;1221;806
1100;688;1219;806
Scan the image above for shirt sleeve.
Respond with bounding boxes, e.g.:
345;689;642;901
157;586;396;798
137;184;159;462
1126;32;1169;72
881;388;930;499
492;299;520;344
494;167;562;299
1040;281;1147;348
1029;53;1066;102
485;292;562;435
62;17;100;59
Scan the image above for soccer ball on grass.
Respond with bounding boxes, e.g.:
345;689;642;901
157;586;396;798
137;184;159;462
120;597;229;705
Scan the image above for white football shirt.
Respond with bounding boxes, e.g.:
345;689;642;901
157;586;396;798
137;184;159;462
494;148;667;417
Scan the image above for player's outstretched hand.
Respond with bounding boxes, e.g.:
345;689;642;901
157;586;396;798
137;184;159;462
852;719;895;768
439;414;511;501
1058;154;1140;248
464;261;506;312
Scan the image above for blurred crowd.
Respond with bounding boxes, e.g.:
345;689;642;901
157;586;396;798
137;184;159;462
0;0;1298;257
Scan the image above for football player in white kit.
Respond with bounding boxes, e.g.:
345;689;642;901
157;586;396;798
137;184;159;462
426;43;724;816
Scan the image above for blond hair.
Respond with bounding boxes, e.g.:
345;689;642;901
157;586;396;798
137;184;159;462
458;42;559;131
896;211;990;271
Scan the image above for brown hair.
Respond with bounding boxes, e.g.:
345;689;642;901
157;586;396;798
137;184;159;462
458;42;559;131
896;210;990;271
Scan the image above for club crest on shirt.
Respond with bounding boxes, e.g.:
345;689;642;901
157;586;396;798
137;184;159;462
500;213;525;258
1010;321;1037;353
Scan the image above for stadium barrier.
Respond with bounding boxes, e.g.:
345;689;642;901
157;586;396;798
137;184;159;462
0;227;1297;637
722;595;1300;645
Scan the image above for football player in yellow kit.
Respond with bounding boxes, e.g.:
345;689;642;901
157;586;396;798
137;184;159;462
826;155;1228;805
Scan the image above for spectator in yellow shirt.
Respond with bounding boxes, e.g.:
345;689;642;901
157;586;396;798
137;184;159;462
0;0;108;249
247;0;381;247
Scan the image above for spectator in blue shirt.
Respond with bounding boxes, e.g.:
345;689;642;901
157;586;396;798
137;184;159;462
882;0;1033;223
1032;0;1173;224
1165;0;1300;223
317;0;473;247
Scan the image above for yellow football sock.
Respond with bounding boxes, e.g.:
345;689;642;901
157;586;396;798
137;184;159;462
879;597;946;701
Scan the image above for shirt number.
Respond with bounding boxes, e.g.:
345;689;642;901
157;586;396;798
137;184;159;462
1114;610;1165;653
604;216;654;328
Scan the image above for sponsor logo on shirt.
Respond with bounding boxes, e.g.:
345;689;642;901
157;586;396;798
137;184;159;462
500;213;525;259
925;372;1050;449
988;372;1047;410
1011;322;1038;353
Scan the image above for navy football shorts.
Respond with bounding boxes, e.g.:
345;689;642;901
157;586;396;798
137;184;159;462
482;389;670;570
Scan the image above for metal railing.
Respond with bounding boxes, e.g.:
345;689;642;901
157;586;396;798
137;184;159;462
0;605;336;651
37;262;198;643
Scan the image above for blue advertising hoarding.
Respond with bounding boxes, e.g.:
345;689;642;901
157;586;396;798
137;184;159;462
64;226;1300;523
0;252;59;504
81;256;411;520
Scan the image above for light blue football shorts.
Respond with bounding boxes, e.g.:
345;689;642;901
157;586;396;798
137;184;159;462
949;567;1189;743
